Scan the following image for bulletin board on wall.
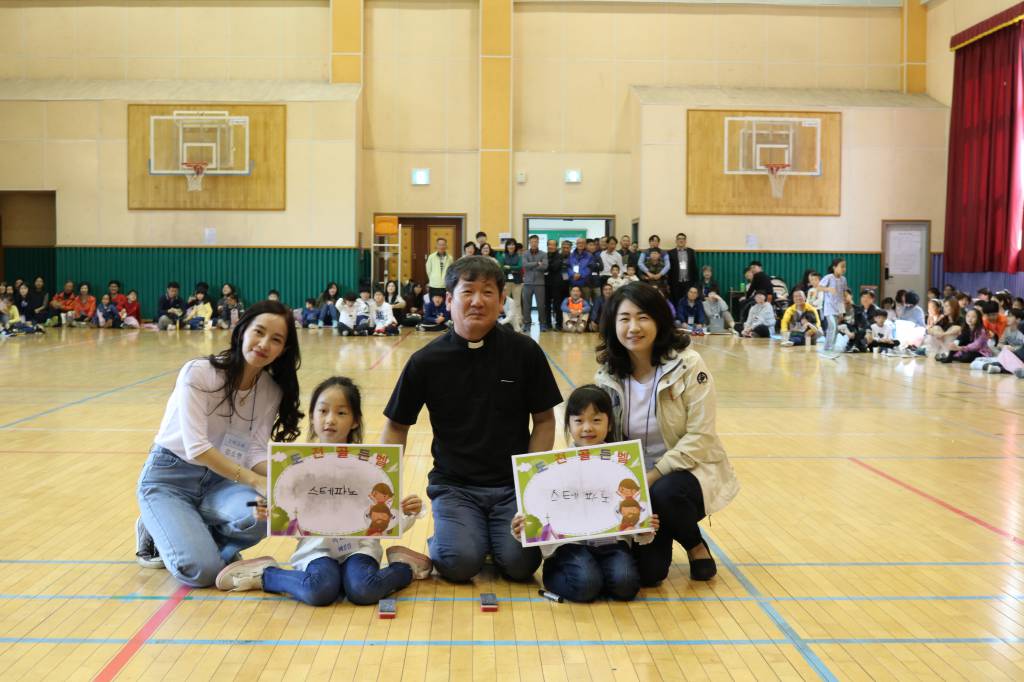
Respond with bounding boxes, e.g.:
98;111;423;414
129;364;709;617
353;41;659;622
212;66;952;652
686;109;841;216
127;104;286;210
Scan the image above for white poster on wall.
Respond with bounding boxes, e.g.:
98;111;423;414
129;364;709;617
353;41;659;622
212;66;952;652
889;230;922;276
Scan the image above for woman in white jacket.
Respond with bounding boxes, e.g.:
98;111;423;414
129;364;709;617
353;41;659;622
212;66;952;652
594;283;739;585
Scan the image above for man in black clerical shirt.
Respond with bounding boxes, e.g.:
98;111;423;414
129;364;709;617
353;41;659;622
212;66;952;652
382;257;562;582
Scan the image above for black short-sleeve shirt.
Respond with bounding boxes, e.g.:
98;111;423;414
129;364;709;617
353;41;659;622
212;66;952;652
384;324;562;487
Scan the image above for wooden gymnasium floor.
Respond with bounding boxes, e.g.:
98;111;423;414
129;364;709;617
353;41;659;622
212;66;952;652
1;326;1023;681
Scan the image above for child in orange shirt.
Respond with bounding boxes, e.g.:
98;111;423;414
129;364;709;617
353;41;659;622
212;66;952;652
70;283;96;327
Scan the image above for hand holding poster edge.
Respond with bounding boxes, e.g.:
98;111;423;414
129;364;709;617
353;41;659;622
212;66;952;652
266;442;403;539
511;439;653;547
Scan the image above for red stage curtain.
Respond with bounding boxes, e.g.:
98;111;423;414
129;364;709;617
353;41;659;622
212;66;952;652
944;21;1024;273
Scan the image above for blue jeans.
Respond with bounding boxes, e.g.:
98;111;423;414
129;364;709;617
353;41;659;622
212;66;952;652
319;304;339;326
542;543;640;602
136;445;265;587
263;553;413;606
426;483;541;583
824;314;838;350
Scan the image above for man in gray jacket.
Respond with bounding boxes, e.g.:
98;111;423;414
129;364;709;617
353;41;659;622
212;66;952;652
520;234;548;333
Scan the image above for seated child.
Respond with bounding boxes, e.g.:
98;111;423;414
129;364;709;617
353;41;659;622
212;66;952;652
400;283;425;327
336;293;370;336
121;290;141;328
981;300;1007;344
510;385;658;603
675;285;706;334
937;308;991;364
561;286;591;334
779;290;819;347
215;377;432;606
184;290;212;330
986;309;1024;374
300;298;320;328
417;292;450;332
93;293;121;328
881;296;896;322
867;309;899;353
736;290;774;338
606;265;625;291
622;264;640;285
267;289;281;302
217;293;244;329
371;289;399;336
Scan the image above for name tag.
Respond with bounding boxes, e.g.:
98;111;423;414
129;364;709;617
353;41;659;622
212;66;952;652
573;265;580;274
688;316;694;325
507;273;514;281
221;430;253;465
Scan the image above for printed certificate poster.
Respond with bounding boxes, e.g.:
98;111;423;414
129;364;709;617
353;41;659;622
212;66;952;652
512;440;653;547
267;443;402;538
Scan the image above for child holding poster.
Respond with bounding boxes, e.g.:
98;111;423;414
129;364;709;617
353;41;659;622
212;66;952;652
510;385;659;603
215;377;432;606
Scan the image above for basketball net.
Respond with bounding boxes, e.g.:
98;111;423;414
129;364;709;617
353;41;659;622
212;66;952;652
764;163;789;199
182;162;208;192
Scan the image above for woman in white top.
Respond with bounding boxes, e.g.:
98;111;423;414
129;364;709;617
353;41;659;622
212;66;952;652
135;300;303;587
594;283;739;586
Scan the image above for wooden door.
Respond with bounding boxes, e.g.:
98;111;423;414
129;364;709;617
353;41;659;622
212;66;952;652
395;217;463;287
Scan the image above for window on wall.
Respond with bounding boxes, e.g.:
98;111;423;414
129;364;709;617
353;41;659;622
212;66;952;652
525;216;612;247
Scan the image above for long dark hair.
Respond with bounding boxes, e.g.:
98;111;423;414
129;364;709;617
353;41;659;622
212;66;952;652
207;300;303;442
307;376;363;442
596;282;690;378
827;257;845;275
564;384;613;443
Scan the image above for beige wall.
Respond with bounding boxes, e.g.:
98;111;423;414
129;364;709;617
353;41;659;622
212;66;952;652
926;0;1022;106
360;0;480;238
638;95;949;252
510;2;902;237
0;192;56;246
0;0;330;81
0;98;359;247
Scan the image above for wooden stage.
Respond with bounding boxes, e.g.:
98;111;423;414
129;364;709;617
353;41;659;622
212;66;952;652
1;327;1022;680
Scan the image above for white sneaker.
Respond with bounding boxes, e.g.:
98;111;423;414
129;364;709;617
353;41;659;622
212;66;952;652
386;546;433;580
985;363;1004;374
780;340;794;347
215;556;278;591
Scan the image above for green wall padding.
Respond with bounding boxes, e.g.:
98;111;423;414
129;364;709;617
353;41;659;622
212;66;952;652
3;247;56;290
695;252;880;298
54;247;366;319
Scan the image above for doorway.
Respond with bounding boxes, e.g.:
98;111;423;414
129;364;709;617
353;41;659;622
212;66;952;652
523;215;614;246
881;220;930;299
394;215;463;287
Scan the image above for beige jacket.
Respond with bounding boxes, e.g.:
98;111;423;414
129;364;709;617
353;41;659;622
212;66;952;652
593;348;739;516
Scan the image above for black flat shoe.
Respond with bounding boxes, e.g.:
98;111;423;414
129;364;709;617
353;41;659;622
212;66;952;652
688;540;717;581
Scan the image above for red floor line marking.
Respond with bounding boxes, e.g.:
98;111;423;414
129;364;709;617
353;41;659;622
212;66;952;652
92;585;191;682
368;332;413;371
850;458;1024;546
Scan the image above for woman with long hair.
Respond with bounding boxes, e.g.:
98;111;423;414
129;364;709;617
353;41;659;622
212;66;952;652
593;283;739;586
135;300;303;587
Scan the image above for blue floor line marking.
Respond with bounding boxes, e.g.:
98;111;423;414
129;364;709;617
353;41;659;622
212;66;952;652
2;636;1023;647
0;369;176;430
542;349;577;389
705;535;838;682
1;592;1022;604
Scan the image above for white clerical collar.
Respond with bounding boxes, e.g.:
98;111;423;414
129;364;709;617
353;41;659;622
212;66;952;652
468;339;484;349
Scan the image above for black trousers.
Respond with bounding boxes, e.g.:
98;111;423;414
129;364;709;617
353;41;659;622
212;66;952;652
544;281;566;329
633;469;706;586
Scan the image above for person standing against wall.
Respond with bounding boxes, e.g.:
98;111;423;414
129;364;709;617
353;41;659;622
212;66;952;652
426;238;453;300
521;235;548;333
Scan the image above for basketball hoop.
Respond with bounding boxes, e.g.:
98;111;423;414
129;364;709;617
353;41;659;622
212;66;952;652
182;162;208;192
764;163;790;199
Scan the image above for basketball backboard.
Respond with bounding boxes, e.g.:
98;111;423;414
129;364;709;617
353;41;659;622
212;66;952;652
723;115;821;176
149;110;252;176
